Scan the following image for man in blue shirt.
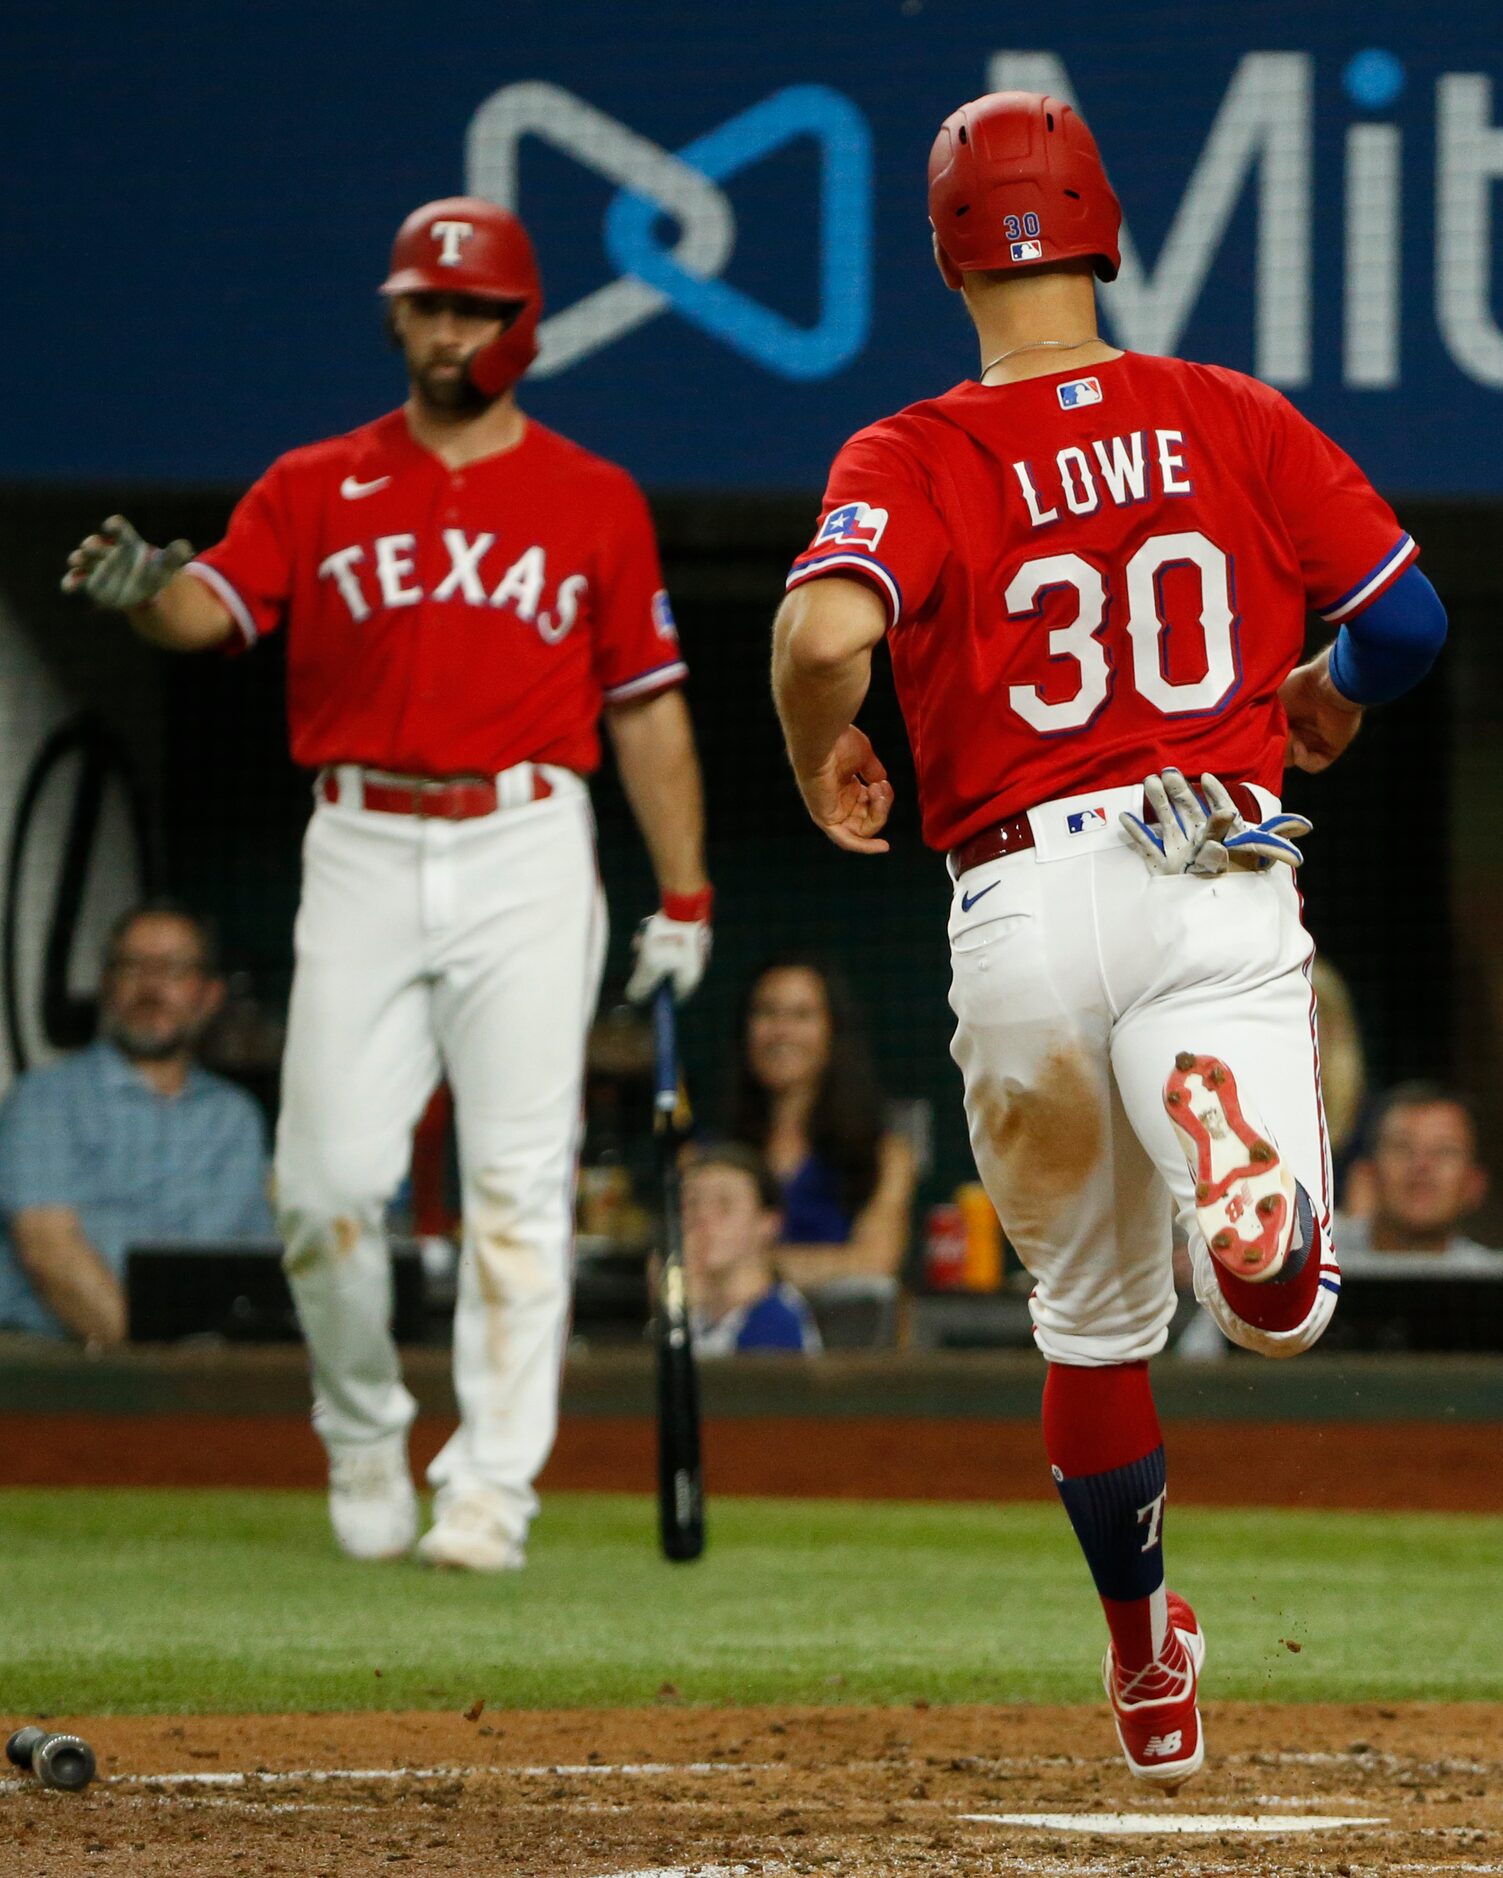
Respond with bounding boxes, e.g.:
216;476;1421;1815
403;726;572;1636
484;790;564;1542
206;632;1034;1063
0;902;274;1343
682;1143;821;1357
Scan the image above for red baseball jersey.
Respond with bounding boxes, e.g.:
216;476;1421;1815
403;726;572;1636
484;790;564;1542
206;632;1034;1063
787;353;1418;853
187;412;687;776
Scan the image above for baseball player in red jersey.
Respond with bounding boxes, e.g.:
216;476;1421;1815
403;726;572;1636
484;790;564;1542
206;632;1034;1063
773;94;1447;1784
63;198;713;1571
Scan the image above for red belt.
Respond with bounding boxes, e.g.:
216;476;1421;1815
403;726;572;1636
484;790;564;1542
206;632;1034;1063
948;780;1263;877
948;812;1037;877
320;768;553;820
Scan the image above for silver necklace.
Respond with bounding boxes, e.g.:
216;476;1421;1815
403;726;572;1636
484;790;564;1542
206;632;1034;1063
981;336;1098;377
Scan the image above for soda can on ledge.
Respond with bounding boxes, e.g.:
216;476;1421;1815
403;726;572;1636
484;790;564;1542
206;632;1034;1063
923;1203;967;1290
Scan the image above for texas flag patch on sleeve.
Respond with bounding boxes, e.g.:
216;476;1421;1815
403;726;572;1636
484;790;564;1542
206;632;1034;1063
814;501;889;552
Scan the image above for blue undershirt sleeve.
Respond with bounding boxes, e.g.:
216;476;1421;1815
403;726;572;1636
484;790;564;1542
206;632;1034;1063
1327;563;1448;706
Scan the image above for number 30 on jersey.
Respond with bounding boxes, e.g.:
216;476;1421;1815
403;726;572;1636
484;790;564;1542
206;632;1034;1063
1006;529;1238;734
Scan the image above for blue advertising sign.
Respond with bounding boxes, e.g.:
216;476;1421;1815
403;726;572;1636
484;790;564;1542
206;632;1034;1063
3;0;1500;493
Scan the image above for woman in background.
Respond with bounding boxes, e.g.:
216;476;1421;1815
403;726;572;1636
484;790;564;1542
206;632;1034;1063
727;957;915;1291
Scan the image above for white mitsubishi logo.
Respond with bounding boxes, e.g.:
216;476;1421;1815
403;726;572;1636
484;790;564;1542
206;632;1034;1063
430;219;476;266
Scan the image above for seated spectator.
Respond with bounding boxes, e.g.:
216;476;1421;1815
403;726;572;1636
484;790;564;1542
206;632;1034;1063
0;901;275;1345
1336;1082;1498;1269
726;957;915;1293
682;1143;821;1357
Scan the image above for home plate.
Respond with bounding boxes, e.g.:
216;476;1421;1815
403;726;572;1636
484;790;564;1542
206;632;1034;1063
963;1813;1386;1836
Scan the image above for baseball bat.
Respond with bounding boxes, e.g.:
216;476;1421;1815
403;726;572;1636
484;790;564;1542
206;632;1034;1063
652;983;705;1562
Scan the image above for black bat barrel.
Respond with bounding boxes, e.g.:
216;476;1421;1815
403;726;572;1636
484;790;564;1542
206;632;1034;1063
653;986;706;1562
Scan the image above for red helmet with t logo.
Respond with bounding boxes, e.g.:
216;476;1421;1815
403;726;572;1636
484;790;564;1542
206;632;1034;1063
379;196;543;397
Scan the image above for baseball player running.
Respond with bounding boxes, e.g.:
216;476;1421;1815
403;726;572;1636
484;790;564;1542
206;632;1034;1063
64;198;713;1571
773;94;1447;1784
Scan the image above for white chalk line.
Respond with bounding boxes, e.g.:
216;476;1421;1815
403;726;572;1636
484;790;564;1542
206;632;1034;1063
1389;1867;1503;1875
596;1869;759;1878
1241;1749;1492;1775
108;1761;770;1790
939;1868;1499;1878
1251;1792;1382;1807
98;1745;1496;1791
963;1812;1388;1836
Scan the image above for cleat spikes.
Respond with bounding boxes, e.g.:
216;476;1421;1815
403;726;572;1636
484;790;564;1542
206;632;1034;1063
1163;1053;1298;1285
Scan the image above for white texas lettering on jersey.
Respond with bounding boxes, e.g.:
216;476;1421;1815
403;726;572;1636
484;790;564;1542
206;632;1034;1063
317;531;587;641
1012;430;1193;527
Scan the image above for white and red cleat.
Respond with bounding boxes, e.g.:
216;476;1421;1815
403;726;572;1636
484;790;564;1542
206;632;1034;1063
1102;1590;1206;1790
327;1436;418;1561
1164;1052;1297;1283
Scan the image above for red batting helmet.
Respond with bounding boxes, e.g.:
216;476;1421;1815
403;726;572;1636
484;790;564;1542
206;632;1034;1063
379;196;543;398
928;92;1121;282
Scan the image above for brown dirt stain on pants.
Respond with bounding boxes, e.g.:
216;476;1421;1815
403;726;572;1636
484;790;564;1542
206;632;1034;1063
973;1041;1104;1239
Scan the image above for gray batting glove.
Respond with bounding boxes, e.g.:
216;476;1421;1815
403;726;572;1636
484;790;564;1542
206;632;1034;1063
1120;769;1237;876
624;910;711;1004
61;515;194;610
1121;770;1312;876
1202;773;1312;872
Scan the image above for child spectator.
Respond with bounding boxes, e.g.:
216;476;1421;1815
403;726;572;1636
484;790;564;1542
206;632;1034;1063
681;1143;820;1356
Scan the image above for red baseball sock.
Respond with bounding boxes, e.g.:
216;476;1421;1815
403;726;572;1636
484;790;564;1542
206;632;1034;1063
1042;1362;1173;1674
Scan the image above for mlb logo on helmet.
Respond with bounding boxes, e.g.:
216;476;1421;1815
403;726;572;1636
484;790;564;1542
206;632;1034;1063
1066;806;1108;834
1058;377;1103;410
1010;238;1043;262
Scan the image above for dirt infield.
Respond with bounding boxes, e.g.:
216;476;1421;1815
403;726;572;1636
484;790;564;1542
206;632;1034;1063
5;1413;1500;1511
5;1702;1500;1877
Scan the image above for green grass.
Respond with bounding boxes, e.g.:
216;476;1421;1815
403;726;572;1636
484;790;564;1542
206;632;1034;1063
1;1490;1498;1715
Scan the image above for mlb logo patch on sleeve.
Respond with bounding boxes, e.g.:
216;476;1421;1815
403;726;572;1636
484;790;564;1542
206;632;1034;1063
1010;238;1043;262
651;589;678;641
1058;377;1103;410
815;501;889;551
1067;806;1108;834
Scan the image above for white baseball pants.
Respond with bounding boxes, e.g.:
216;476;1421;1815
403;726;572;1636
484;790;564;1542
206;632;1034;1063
275;769;606;1543
948;784;1334;1367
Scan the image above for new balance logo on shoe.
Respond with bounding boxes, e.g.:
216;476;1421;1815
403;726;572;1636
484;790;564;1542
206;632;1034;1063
1143;1731;1184;1757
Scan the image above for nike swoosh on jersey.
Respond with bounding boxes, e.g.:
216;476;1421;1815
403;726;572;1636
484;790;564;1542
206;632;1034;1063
960;880;1001;913
340;474;391;499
